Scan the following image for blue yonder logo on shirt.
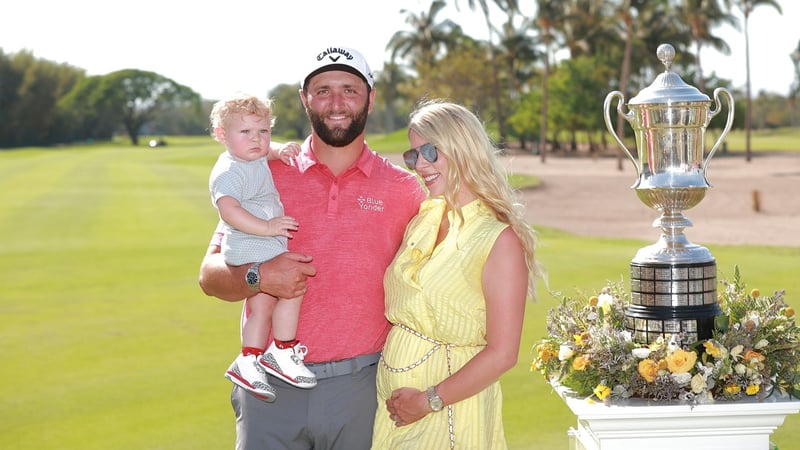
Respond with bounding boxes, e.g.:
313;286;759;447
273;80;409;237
357;196;385;212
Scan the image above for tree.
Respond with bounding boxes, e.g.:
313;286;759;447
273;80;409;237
269;83;307;139
458;0;521;145
728;0;782;162
605;0;673;170
534;0;567;162
0;50;84;147
62;69;201;145
388;1;462;72
678;0;738;93
790;41;800;126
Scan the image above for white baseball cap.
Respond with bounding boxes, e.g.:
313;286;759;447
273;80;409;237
301;46;374;89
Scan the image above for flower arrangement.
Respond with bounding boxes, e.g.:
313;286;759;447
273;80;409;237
532;267;800;405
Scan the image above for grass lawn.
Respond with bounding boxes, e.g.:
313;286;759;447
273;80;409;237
0;136;797;449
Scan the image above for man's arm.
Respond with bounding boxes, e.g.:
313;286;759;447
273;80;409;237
198;243;315;301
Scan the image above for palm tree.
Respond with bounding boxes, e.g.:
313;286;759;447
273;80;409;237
605;0;672;170
678;0;738;93
727;0;782;162
457;0;521;145
790;41;800;126
497;14;540;103
387;0;462;73
534;0;566;163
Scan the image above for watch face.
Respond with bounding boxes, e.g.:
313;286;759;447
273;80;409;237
246;269;259;287
427;387;443;411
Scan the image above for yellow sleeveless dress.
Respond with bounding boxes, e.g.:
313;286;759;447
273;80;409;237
371;197;509;450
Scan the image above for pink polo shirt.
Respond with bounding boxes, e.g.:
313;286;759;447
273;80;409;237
213;138;425;363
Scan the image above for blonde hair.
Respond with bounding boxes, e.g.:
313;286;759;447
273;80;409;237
408;99;543;300
209;93;275;142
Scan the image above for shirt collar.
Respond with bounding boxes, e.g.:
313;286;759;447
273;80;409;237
296;136;374;176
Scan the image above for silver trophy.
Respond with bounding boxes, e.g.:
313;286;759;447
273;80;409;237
603;43;735;344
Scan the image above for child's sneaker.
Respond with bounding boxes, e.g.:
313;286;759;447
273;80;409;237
225;353;276;402
259;342;317;389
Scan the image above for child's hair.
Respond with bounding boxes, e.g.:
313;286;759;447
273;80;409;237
209;93;275;142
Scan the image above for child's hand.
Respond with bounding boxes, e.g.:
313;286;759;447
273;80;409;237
263;215;299;238
276;142;301;166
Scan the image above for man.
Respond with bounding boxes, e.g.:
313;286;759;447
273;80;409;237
198;46;426;449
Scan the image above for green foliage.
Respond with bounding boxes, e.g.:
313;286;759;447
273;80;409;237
0;141;798;449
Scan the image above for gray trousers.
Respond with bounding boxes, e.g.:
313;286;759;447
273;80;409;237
232;363;378;450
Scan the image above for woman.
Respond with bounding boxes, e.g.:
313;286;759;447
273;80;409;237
371;100;541;449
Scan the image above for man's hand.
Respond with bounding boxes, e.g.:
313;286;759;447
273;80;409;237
199;244;315;301
259;252;315;299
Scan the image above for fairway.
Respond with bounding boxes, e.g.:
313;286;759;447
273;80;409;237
1;138;797;449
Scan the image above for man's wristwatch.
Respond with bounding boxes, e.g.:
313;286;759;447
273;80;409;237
426;386;443;412
245;262;262;291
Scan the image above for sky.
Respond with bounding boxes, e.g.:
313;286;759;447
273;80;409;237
2;0;798;101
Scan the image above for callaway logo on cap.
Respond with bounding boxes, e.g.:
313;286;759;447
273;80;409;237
302;46;374;89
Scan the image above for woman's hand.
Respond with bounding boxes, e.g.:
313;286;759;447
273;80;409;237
384;387;431;427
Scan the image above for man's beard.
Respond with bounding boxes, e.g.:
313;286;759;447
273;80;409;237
307;101;369;147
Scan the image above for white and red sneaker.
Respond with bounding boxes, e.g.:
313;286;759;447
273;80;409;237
225;353;276;402
259;342;317;389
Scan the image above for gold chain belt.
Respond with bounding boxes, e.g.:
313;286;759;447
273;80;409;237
380;323;479;449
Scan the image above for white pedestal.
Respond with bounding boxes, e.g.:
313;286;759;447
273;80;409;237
556;385;800;450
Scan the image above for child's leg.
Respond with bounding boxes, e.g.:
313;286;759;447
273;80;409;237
271;294;302;343
260;294;316;388
242;292;277;352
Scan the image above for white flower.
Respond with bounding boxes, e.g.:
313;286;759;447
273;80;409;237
667;339;680;353
735;363;747;375
754;339;769;350
671;372;692;386
558;345;574;361
597;293;613;314
690;373;708;393
631;348;651;359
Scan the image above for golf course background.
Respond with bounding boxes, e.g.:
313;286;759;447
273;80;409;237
1;136;797;449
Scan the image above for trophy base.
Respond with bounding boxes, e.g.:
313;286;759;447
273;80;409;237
625;260;721;345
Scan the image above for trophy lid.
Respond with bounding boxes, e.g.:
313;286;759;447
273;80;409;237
628;44;710;105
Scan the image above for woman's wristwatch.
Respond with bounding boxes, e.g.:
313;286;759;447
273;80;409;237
426;386;443;412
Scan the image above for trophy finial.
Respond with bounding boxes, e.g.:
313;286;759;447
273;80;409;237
657;43;675;72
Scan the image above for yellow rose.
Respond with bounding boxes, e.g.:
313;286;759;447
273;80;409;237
638;359;658;382
593;384;611;400
746;384;760;396
750;288;760;298
589;296;599;306
786;307;795;318
666;348;697;374
572;356;590;371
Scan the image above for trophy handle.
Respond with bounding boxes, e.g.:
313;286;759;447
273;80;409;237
603;91;638;177
702;87;735;171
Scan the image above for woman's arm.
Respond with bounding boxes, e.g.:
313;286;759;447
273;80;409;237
198;241;315;301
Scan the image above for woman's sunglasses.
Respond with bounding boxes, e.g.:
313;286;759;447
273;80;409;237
402;143;439;170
